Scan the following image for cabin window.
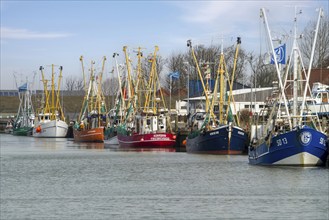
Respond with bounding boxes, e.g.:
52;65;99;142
322;93;328;103
147;119;151;125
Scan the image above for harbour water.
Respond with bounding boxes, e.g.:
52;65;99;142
1;134;328;220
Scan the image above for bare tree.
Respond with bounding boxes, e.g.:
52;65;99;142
75;79;84;91
300;16;329;68
65;76;77;91
65;76;75;91
224;44;249;84
102;77;119;107
166;41;250;95
166;53;188;93
141;53;166;85
247;53;277;87
191;44;220;81
65;76;84;91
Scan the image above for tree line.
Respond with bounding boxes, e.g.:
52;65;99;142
65;17;329;99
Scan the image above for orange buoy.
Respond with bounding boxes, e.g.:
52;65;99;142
182;139;187;146
36;126;41;133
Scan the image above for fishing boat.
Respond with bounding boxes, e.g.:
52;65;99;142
33;65;68;138
4;120;13;134
306;82;329;117
185;39;248;154
105;53;126;140
248;8;328;166
73;56;107;142
116;46;176;151
13;82;35;136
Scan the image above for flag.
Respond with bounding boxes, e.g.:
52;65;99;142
18;83;27;92
169;71;180;80
271;44;286;65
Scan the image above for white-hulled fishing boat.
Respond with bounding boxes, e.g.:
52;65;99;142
33;65;68;138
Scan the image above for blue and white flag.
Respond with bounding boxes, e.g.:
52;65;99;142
18;83;27;92
271;44;286;65
169;71;180;80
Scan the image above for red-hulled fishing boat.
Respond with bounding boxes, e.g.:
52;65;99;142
115;46;176;151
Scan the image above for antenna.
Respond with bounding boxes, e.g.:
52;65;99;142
187;39;192;48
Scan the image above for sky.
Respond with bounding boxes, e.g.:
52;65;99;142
1;0;328;90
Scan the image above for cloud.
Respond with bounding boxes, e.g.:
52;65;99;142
175;1;326;27
1;27;72;39
178;2;231;23
169;1;326;51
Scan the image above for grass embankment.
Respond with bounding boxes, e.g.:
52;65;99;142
0;94;183;114
0;96;84;114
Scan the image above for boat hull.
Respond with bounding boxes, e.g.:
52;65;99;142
186;125;247;154
32;120;68;138
117;133;176;151
73;127;104;142
4;129;13;134
248;126;328;166
13;126;33;136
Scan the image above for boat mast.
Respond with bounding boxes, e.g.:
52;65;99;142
187;40;210;113
135;47;143;105
80;56;87;93
30;72;36;119
260;8;292;129
151;46;159;114
292;7;299;127
14;75;23;125
226;37;241;126
89;60;95;114
78;56;88;122
39;66;49;117
219;39;225;124
123;46;134;101
299;8;323;125
98;56;107;127
123;46;136;111
122;46;137;123
113;53;126;113
23;77;27;126
51;64;55;120
143;46;159;114
56;66;64;121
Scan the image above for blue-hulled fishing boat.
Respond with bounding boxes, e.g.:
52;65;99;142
248;8;328;166
186;38;247;154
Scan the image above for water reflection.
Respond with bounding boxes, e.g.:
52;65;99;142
32;137;69;150
1;134;328;220
66;141;105;150
105;146;176;152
